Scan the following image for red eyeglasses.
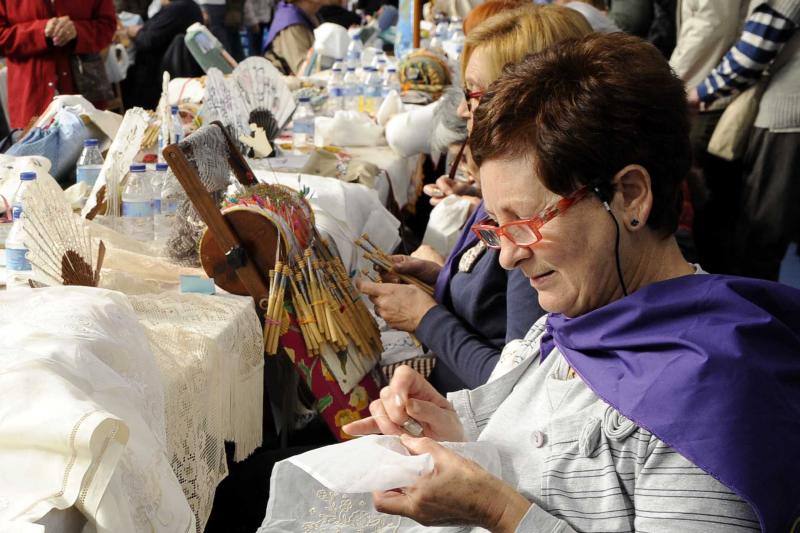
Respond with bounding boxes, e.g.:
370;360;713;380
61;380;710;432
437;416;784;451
463;88;484;111
471;186;590;248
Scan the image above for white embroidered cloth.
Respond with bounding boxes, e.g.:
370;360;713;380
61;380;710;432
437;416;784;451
260;435;500;532
0;287;194;533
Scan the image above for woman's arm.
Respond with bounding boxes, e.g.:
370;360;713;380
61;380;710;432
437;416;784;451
0;6;50;58
415;305;503;389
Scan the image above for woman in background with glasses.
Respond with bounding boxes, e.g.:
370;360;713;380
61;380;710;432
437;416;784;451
360;4;591;394
347;33;800;531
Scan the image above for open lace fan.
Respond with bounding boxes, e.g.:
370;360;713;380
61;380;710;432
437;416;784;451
23;178;105;287
233;57;296;130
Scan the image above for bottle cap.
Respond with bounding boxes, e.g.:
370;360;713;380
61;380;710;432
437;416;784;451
130;164;146;172
156;163;169;171
19;172;37;181
171;105;179;114
84;138;99;147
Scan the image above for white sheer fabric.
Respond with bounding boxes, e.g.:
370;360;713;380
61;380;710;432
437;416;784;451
0;287;194;533
260;436;500;532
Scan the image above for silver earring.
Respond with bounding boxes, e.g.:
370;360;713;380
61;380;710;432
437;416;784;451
631;218;640;227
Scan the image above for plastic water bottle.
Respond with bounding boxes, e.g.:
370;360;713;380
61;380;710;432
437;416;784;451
121;164;154;242
344;67;361;111
171;105;183;144
158;168;182;244
435;20;450;41
447;16;462;37
445;26;465;61
76;139;104;188
346;34;363;70
292;96;315;153
371;53;388;76
327;64;346;112
4;172;36;290
151;163;168;241
363;67;384;115
382;66;401;97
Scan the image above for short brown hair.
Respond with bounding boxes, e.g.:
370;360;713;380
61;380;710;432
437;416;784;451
470;33;691;235
463;0;527;35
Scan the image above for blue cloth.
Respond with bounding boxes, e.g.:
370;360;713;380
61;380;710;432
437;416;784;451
7;108;88;184
540;274;800;532
418;201;543;392
263;2;314;52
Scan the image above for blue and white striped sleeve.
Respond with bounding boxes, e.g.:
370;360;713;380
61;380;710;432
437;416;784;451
696;2;797;104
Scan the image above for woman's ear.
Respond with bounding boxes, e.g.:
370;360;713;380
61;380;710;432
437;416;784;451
613;164;652;232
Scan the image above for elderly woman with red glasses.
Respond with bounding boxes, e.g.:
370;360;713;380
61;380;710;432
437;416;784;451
345;33;800;532
359;4;590;394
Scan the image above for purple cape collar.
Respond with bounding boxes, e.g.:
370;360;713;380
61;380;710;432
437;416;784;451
540;274;800;532
263;2;314;51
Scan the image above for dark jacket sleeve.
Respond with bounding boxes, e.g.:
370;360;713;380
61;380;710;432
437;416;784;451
415;304;502;389
134;1;202;53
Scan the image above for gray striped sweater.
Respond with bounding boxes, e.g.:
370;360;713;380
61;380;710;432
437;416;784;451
448;317;759;532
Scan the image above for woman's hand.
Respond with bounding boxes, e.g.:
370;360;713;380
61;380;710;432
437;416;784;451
343;365;464;442
427;175;480;206
384;255;441;285
373;434;531;532
48;16;77;47
359;280;436;332
410;245;445;267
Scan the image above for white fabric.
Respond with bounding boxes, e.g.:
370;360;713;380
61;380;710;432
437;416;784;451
0;287;194;533
346;146;419;208
385;102;438;157
260;436;500;532
376;90;405;126
422;195;472;258
126;291;264;532
253;170;401;274
314;23;351;60
315;111;385;147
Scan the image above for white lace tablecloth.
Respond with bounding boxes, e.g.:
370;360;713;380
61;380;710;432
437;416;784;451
128;291;264;533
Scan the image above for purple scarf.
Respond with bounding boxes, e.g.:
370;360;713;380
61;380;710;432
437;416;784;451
433;201;486;304
263;1;314;51
540;274;800;532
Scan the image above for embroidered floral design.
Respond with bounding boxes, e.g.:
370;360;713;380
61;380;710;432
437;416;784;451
302;490;401;532
348;386;369;411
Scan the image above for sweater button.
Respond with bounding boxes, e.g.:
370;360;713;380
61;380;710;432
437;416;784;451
531;430;546;448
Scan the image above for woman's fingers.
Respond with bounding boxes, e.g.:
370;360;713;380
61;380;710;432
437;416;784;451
391;365;452;411
341;416;381;436
406;398;454;430
372;489;412;517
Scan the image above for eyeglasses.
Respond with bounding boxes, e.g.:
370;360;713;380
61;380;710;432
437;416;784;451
471;186;590;248
463;88;484;111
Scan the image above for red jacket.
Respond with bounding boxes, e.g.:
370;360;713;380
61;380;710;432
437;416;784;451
0;0;116;128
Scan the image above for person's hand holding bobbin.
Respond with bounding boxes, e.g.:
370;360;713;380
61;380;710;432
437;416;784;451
342;365;464;442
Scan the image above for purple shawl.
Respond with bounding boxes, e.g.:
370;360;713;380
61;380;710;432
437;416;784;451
433;201;486;304
263;1;314;51
540;274;800;532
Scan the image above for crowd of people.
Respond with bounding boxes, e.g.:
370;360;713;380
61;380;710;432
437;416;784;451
2;0;800;531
